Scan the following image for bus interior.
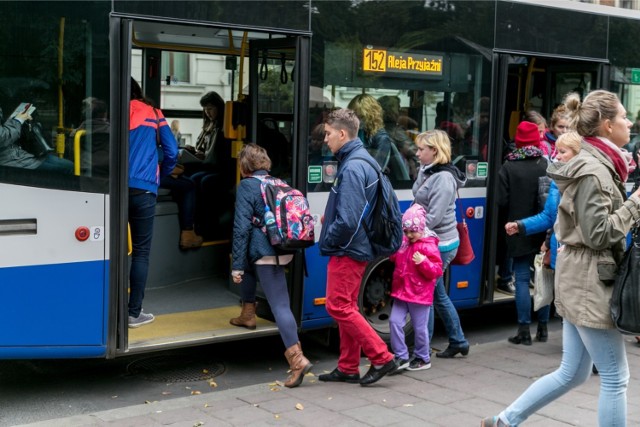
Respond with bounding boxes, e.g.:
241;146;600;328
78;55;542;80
124;20;303;353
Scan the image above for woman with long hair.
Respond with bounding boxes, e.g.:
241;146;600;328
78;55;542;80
482;90;640;426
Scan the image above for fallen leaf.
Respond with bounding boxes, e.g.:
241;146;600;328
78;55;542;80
275;380;284;386
305;372;315;377
209;381;217;388
161;391;172;395
295;403;304;411
202;369;209;374
191;390;202;395
111;396;118;399
268;382;278;386
402;403;414;407
274;414;281;419
204;404;210;408
327;397;333;400
270;387;280;392
193;422;204;427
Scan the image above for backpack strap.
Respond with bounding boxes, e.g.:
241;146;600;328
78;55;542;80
349;155;383;233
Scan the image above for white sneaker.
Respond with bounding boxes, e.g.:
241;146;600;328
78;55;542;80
128;311;155;328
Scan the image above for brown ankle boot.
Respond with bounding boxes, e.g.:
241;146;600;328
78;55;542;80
284;342;313;388
229;302;257;330
180;229;203;249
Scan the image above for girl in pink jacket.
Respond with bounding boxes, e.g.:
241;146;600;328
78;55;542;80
389;204;443;372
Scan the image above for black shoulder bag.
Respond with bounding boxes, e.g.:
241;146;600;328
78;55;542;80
611;226;640;334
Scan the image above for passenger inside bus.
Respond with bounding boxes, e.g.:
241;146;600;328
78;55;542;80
69;97;110;178
0;106;73;174
183;91;234;241
378;95;419;181
348;93;410;184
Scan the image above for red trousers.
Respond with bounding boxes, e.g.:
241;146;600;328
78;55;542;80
326;256;393;374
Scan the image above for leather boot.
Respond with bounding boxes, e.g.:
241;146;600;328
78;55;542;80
536;322;548;342
284;342;313;388
508;324;532;346
229;302;257;330
180;229;203;249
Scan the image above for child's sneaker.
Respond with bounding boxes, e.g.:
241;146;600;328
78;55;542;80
389;356;410;375
407;357;431;371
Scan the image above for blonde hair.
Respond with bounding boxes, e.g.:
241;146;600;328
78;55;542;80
555;131;582;155
347;94;384;138
565;90;621;137
239;143;271;176
415;129;452;165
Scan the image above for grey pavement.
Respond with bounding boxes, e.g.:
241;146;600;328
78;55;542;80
15;330;640;427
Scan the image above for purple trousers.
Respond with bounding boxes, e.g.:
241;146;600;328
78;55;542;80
390;299;431;362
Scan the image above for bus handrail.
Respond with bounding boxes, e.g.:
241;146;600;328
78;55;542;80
73;129;85;176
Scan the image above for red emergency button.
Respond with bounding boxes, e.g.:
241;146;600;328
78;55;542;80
466;207;475;218
75;226;90;241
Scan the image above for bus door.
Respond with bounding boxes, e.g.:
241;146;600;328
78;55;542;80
248;37;310;326
483;53;604;304
0;6;111;358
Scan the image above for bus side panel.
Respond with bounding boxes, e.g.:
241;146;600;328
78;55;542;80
301;244;331;325
0;261;108;347
449;194;485;309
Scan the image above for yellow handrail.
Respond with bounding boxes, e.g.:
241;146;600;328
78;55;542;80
56;17;66;159
72;129;85;176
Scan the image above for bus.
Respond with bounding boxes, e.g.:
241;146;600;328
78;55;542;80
2;0;640;359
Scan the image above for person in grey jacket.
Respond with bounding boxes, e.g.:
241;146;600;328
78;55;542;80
0;107;72;173
412;129;470;359
482;90;640;427
230;143;312;389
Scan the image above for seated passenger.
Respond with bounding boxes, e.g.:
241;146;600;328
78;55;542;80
0;106;73;174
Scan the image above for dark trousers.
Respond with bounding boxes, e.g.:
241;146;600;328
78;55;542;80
160;175;196;230
128;191;156;317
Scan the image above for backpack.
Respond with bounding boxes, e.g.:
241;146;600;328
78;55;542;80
252;175;316;251
352;156;403;258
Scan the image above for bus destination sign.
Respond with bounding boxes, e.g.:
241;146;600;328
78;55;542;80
362;47;443;77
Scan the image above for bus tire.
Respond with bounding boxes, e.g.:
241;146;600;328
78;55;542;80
358;256;414;344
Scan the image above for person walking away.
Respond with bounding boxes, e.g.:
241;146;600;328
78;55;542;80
496;121;549;345
389;204;442;373
482;90;640;427
229;143;312;388
318;108;398;386
412;129;470;358
128;77;178;328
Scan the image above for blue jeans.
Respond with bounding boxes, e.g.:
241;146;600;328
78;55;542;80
513;254;550;325
498;255;513;284
37;154;74;175
128;192;156;317
428;247;469;348
239;264;299;349
500;320;629;426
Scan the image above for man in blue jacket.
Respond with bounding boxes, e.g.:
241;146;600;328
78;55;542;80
318;108;397;386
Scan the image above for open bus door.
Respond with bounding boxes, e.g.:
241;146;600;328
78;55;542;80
248;36;310;327
109;18;312;356
482;53;605;305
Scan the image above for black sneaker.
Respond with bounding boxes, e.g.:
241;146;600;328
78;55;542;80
407;357;431;371
496;281;516;295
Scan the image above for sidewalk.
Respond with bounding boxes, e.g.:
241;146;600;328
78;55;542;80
16;330;640;427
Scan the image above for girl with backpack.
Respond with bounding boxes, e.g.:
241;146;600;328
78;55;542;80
230;143;312;388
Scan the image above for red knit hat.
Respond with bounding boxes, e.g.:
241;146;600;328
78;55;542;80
515;121;540;148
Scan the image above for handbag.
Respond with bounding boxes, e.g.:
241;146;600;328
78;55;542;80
451;191;475;265
532;252;554;311
610;227;640;335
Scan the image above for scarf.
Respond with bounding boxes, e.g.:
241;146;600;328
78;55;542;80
505;146;545;161
421;162;466;182
583;136;632;183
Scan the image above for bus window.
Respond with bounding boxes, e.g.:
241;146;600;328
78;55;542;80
0;3;110;193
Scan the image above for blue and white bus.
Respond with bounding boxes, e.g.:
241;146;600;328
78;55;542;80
2;0;640;358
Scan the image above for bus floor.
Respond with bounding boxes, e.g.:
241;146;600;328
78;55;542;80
128;276;279;350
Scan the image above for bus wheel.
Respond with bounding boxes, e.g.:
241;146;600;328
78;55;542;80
358;256;413;343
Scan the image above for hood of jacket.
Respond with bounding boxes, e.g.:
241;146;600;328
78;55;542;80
420;162;467;190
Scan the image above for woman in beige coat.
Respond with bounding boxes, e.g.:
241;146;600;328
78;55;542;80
483;90;640;427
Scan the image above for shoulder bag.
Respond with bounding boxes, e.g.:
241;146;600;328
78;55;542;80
611;227;640;335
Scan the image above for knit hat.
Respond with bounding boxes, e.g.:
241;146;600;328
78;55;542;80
515;121;540;148
402;204;427;233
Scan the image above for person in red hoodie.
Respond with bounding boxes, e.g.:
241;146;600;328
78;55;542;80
388;204;443;373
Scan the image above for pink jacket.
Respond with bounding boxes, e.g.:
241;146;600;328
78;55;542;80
389;235;443;305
